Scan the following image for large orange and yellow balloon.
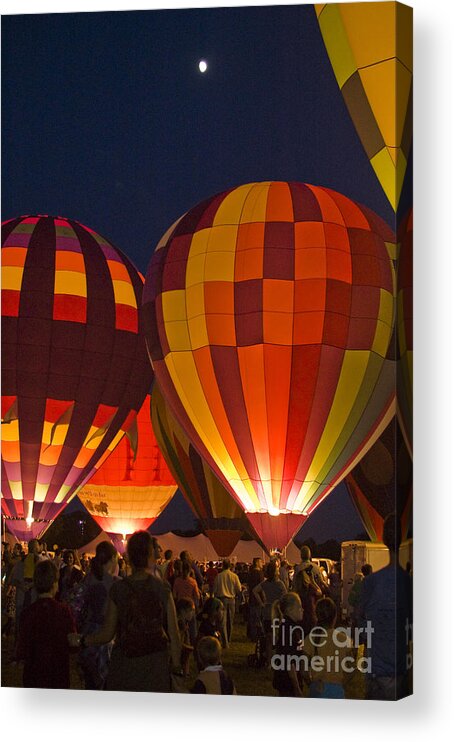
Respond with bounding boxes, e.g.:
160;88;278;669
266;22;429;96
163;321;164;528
143;182;396;550
316;2;412;211
78;394;177;545
1;216;152;542
152;383;250;557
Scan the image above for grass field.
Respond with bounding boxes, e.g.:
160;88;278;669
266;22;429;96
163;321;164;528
2;612;366;698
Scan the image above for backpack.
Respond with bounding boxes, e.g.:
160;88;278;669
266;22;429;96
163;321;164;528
65;578;90;631
191;670;235;695
120;577;168;658
293;569;312;601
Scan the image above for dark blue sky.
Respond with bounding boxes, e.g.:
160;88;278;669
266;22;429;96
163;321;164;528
2;5;396;274
2;4;401;542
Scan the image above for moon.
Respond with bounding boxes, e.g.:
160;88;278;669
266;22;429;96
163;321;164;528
198;60;208;73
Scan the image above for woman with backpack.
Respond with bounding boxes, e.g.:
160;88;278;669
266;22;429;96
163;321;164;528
68;531;181;692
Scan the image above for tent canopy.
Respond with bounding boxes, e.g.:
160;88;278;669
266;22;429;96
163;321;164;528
78;531;271;562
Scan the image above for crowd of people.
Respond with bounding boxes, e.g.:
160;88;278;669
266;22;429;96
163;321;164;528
1;514;412;700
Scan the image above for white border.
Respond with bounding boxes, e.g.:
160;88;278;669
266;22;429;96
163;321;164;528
1;0;453;739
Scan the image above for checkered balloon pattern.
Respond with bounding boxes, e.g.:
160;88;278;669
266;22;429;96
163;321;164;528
143;182;396;550
2;215;152;541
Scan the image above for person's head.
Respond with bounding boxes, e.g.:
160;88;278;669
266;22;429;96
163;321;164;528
199;597;224;625
34;559;58;596
28;538;40;555
208;560;214;568
252;557;263;570
175;597;195;622
361;563;373;577
63;549;76;566
300;545;311;562
180;550;191;563
273;592;303;623
127;531;160;570
315;597;337;629
13;543;22;556
91;541;118;580
173;558;183;577
382;513;402;553
265;560;278;581
182;560;192;579
197;636;222;670
150;537;162;562
222;558;230;571
164;549;173;561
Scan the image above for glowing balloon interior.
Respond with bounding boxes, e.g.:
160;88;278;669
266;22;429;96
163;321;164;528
78;394;177;542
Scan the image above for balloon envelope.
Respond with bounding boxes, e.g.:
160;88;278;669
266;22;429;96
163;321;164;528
151;383;249;556
316;2;412;210
346;418;412;542
2;216;152;541
143;182;396;550
397;209;412;457
78;394;177;540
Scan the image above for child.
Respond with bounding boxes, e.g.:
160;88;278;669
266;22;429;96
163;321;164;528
16;559;76;688
304;597;353;699
271;592;305;697
175;597;195;676
191;636;236;695
195;596;224;667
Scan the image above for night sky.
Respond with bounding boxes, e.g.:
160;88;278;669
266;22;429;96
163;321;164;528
2;4;403;543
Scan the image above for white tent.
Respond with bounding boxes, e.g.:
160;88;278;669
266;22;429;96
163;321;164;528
77;529;305;564
77;530;269;562
285;539;302;564
77;530;114;556
153;532;268;563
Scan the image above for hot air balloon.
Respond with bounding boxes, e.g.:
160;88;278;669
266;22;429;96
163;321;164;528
1;216;152;542
78;394;177;551
397;209;412;457
346;417;412;542
151;383;250;557
315;2;412;211
142;181;396;551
